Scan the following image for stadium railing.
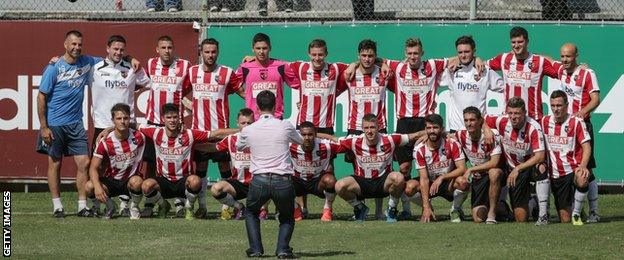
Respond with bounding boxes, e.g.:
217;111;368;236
1;0;623;23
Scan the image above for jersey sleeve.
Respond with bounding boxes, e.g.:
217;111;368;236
181;72;192;96
335;63;349;94
487;68;505;93
584;69;600;93
215;136;230;152
226;68;243;95
439;68;452;87
387;59;401;71
486;54;503;71
530;127;545;152
450;140;465;161
491;133;503;156
93;138;108;159
433;58;448;74
329;140;346;154
139;126;157;139
338;136;354;151
39;64;58;94
542;58;558;78
85;55;103;66
484;114;499;129
391;134;410;147
134;68;151;87
414;146;426;170
551;61;563;72
282;63;301;90
576;119;591;144
191;129;210;143
290;61;302;79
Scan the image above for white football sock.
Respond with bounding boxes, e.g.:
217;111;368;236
573;189;587;216
77;199;87;211
185;189;198;209
536;179;550;218
388;195;399;208
174;197;185;211
118;194;130;209
129;192;143;209
52;197;63;211
323;191;336;209
452;189;467;211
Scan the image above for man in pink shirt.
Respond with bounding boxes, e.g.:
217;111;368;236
235;33;301;119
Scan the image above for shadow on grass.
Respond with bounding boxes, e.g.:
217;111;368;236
297;250;356;257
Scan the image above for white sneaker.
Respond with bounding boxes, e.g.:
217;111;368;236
220;7;230;12
209;6;219;12
146;8;156;12
130;207;141;220
167;7;179;12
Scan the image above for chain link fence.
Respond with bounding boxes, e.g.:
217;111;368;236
1;0;623;23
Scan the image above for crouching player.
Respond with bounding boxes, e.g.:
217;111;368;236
197;108;254;220
456;107;504;224
319;114;425;223
140;103;238;219
406;114;468;223
542;91;592;225
87;103;145;219
290;121;345;221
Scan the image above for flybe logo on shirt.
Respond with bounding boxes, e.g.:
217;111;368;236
152;75;177;84
105;80;128;89
457;82;480;92
506;71;531;80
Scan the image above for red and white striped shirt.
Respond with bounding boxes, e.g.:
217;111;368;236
339;134;408;179
140;127;209;181
553;62;600;120
93;129;145;180
290;138;345;181
487;52;557;120
485;114;545;169
189;64;241;131
414;138;464;180
541;115;590;179
291;62;348;128
216;134;252;184
455;129;502;179
387;59;447;118
346;66;388;130
146;57;191;124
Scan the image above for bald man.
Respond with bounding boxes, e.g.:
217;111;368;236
551;43;601;223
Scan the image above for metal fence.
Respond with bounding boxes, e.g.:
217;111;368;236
1;0;623;23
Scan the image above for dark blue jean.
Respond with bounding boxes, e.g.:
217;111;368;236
245;174;295;255
145;0;181;10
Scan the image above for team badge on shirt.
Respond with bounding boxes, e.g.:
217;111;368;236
121;71;128;78
214;75;220;83
520;130;526;139
473;73;481;81
260;70;268;80
131;136;138;145
564;125;570;133
441;148;447;156
573;75;578;81
527;62;533;70
316;150;322;156
178;137;184;145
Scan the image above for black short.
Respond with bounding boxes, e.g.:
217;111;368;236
471;175;490;208
292;176;325;198
345;129;387;163
394;117;425;164
193;149;230;163
504;166;536;209
352;174;389;200
100;178;130;197
585;120;596;169
91;127;105;156
155;176;187;199
428;177;454;202
225;179;249;200
550;174;575;211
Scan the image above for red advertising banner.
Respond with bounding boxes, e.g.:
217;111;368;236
0;21;198;179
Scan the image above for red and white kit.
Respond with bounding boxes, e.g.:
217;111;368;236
487;53;557;120
188;64;241;131
346;66;388;130
216;133;252;184
414;138;464;180
541;115;590;179
93;129;146;180
291;61;348;128
339;134;408;178
145;57;191;124
455;129;502;178
290;138;345;180
553;62;600;120
485;114;546;169
387;59;447;119
140;127;209;181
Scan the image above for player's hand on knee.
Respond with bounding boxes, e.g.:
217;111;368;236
575;167;589;179
507;170;519;187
